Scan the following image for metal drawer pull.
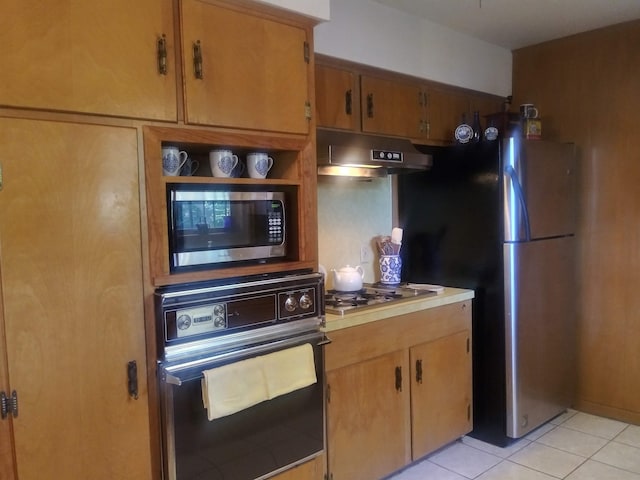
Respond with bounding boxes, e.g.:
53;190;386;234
416;359;423;384
395;366;402;392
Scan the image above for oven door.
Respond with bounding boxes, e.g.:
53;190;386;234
159;331;327;480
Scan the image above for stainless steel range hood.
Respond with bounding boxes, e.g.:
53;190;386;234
316;129;432;177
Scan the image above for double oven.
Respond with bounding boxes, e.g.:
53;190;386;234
155;270;327;480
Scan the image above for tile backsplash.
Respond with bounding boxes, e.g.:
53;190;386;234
317;176;393;288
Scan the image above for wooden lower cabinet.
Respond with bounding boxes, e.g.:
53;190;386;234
0;118;152;479
327;350;410;480
325;301;472;480
410;331;472;458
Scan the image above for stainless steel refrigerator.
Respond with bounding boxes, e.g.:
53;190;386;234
397;137;577;446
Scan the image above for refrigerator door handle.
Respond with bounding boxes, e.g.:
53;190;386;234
505;165;531;241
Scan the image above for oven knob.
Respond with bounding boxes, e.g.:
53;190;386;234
299;293;313;310
213;317;226;328
213;304;225;317
285;295;298;312
177;314;191;330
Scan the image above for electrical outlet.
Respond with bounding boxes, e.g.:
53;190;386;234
360;245;372;263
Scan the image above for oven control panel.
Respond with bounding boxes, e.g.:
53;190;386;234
166;303;227;340
156;271;325;347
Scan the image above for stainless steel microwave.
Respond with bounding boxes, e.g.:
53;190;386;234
167;185;287;271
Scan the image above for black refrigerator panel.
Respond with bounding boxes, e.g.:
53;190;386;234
398;141;502;287
397;141;509;445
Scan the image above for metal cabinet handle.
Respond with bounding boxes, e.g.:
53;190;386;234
415;359;423;384
127;361;139;400
504;164;532;241
157;34;168;75
367;93;374;118
345;89;352;115
193;40;203;79
395;366;402;392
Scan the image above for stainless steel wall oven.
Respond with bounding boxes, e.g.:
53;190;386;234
155;271;327;480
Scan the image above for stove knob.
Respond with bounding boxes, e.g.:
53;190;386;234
177;314;191;330
213;304;225;317
285;295;298;312
213;317;226;328
299;293;313;310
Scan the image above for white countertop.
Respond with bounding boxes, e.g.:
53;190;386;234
322;287;475;332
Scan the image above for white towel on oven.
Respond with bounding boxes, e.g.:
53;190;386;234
262;343;317;400
201;356;268;421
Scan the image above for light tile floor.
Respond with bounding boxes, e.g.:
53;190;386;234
388;410;640;480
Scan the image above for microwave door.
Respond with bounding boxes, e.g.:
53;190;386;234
169;191;286;270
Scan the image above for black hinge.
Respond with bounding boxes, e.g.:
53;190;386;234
303;41;310;63
326;384;331;403
1;390;18;419
467;337;470;353
305;101;312;121
468;404;471;420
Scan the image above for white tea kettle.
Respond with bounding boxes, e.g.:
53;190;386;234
331;265;364;292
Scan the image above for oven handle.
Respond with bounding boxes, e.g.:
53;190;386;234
160;331;330;386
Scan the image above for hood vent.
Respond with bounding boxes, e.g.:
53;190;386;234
316;129;432;178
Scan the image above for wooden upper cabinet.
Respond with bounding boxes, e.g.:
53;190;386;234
425;88;470;144
181;0;311;134
0;0;177;120
361;75;424;141
315;64;358;130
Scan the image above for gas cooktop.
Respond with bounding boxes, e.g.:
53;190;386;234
325;283;439;316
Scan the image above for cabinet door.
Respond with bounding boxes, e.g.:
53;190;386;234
0;119;152;480
0;0;177;121
410;331;472;458
426;89;470;144
181;0;310;134
327;351;409;480
0;283;15;480
361;75;423;140
315;64;358;130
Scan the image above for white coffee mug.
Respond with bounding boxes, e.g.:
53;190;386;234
162;146;188;176
180;157;200;177
209;150;239;178
520;103;539;119
246;152;274;179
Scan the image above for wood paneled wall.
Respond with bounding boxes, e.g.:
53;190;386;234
512;20;640;424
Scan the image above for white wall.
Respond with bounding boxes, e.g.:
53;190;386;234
314;0;512;97
253;0;330;21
